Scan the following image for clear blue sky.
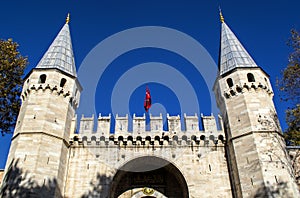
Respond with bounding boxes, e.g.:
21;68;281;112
0;0;299;168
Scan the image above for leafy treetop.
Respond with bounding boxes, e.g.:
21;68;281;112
0;39;28;135
279;29;300;145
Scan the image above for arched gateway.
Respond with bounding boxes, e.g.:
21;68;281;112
109;156;189;198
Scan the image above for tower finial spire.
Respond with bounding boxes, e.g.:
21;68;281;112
219;7;224;23
36;12;76;77
66;13;70;24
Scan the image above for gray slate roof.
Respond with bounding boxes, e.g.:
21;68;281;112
36;23;76;77
219;22;257;75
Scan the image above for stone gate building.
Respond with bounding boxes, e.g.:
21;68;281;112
1;13;299;198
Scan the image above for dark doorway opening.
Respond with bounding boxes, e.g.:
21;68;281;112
110;156;189;198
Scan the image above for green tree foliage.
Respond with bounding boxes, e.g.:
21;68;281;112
0;39;27;135
279;29;300;145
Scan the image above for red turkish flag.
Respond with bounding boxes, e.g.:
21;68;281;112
144;86;151;112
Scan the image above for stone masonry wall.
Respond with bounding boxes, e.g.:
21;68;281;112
65;138;232;198
64;114;232;197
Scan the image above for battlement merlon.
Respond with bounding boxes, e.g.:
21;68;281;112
97;113;111;136
79;114;94;134
115;114;129;134
132;113;146;135
201;113;219;132
184;113;199;132
150;113;163;132
76;113;224;136
167;114;181;132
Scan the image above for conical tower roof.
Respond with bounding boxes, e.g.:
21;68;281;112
219;12;257;76
36;15;76;77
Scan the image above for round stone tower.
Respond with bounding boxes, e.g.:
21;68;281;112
1;15;81;197
214;12;300;197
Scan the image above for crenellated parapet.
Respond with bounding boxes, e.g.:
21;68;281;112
21;83;71;99
70;132;225;147
223;81;273;99
70;113;225;147
215;68;274;101
20;69;81;109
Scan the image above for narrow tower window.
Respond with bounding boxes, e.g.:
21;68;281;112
226;78;234;88
247;73;255;82
60;78;67;87
39;74;47;84
75;88;78;97
264;77;269;85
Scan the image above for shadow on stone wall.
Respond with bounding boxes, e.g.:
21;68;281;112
288;148;300;188
0;159;62;198
257;124;297;182
252;130;298;197
81;173;112;198
254;182;291;198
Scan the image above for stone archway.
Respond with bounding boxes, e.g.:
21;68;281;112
110;156;189;198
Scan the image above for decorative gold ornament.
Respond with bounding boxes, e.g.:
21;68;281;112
143;187;154;195
219;7;225;23
66;13;70;24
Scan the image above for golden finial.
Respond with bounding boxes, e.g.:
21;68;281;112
66;13;70;24
219;7;224;23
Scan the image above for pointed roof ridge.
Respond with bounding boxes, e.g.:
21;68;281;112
219;19;258;76
36;16;76;77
